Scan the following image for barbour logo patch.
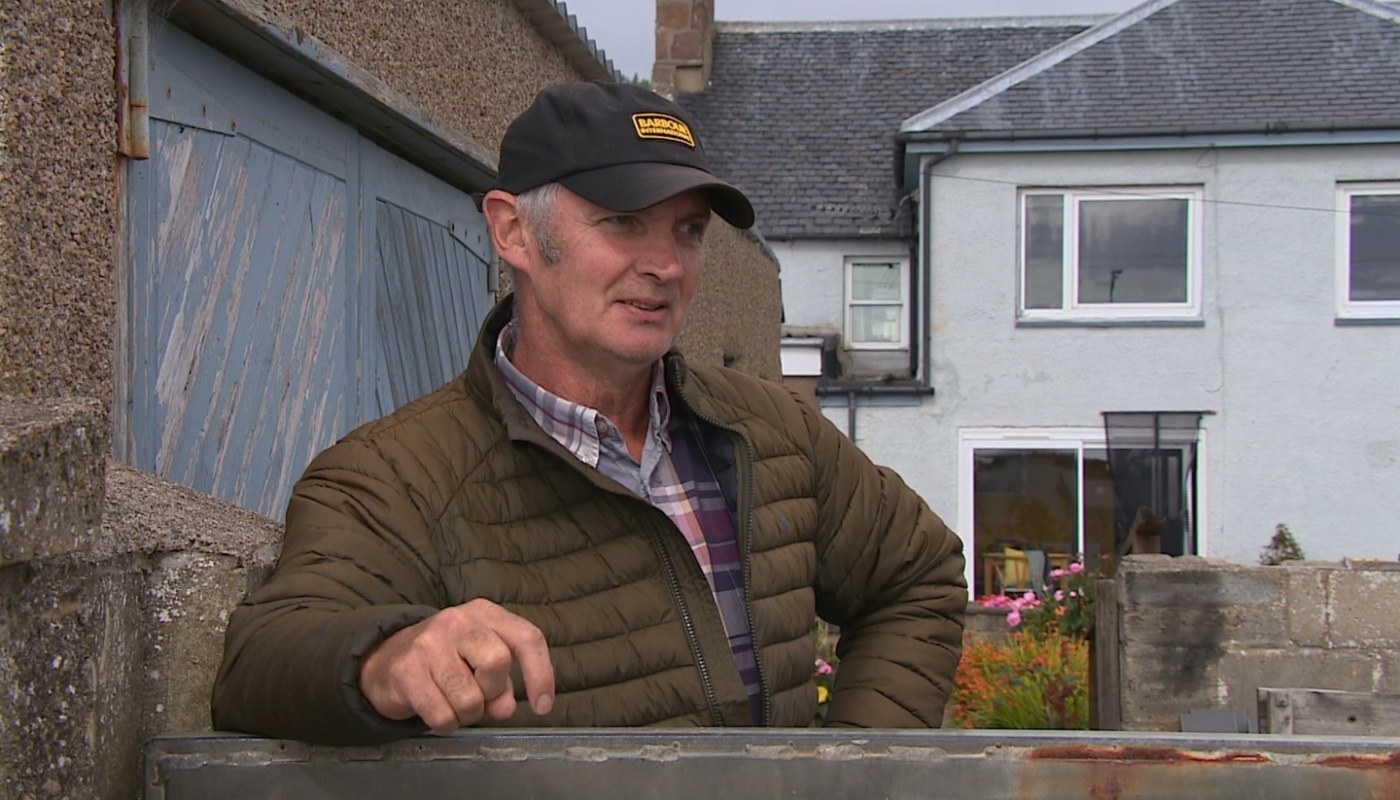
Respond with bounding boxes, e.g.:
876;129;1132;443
632;113;695;148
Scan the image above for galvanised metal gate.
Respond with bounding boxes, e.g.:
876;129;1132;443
145;729;1400;799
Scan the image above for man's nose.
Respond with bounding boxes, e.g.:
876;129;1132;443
637;228;687;280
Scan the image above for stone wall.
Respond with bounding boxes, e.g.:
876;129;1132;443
1106;555;1400;731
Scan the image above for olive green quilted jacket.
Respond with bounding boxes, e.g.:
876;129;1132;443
212;301;966;745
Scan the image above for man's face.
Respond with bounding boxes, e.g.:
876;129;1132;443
517;186;711;380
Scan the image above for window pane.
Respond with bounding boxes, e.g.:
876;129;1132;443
1350;194;1400;302
1078;198;1189;304
1083;449;1116;574
972;449;1079;596
850;305;901;343
851;262;901;302
1024;195;1065;309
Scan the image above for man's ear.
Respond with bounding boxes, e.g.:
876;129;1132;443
482;189;531;272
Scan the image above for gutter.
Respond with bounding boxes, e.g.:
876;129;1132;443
514;0;621;81
900;118;1400;143
897;123;1400;165
814;381;936;444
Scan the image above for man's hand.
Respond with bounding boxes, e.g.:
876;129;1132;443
358;599;555;734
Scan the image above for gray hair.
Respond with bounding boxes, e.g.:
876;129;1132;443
514;183;562;264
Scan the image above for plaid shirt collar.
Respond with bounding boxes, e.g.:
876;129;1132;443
494;321;672;467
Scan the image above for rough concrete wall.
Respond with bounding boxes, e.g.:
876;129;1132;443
1114;556;1400;731
0;2;117;403
0;460;281;800
0;397;105;564
677;224;782;380
261;0;586;151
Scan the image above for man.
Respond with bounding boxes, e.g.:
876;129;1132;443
212;81;966;745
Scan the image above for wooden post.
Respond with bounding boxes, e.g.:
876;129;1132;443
1091;578;1122;730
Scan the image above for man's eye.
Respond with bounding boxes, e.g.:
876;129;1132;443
605;215;639;228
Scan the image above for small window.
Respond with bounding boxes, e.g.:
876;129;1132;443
845;258;908;349
1020;188;1203;322
1337;184;1400;320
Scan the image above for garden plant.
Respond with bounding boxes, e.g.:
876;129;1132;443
949;559;1096;729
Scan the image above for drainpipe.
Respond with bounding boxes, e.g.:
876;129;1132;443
824;137;955;442
847;391;857;443
920;139;958;386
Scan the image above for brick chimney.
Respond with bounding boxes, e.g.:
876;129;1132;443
652;0;713;99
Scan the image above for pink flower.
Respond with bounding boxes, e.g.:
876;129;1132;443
1011;593;1040;612
814;657;834;676
1006;610;1022;628
1048;568;1065;580
1054;590;1065;602
1068;561;1085;575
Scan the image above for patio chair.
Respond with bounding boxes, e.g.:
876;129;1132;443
999;547;1047;594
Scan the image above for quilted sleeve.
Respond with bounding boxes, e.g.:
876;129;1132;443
802;399;968;728
211;434;446;745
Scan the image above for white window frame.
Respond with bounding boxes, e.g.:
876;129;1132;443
1019;187;1204;323
843;256;909;350
956;427;1208;592
1336;182;1400;321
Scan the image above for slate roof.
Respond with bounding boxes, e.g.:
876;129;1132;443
678;19;1092;240
904;0;1400;136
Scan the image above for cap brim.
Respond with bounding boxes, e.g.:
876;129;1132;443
559;163;755;230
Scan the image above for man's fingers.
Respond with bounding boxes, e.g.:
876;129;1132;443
493;614;555;716
401;675;465;735
430;658;487;728
359;601;556;734
483;675;518;720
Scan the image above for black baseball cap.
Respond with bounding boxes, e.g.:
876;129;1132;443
497;81;755;229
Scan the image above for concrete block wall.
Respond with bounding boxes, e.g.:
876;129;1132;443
1111;555;1400;731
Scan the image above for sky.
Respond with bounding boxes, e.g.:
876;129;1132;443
559;0;1145;80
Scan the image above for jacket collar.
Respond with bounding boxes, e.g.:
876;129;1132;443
467;294;695;444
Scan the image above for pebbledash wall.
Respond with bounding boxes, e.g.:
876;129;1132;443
0;1;780;798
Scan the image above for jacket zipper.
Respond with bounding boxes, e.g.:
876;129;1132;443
685;407;771;727
645;519;724;726
732;429;771;727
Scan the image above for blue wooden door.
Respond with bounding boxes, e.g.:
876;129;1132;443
120;23;491;518
363;142;494;419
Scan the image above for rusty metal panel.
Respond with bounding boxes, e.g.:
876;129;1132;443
144;730;1400;799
